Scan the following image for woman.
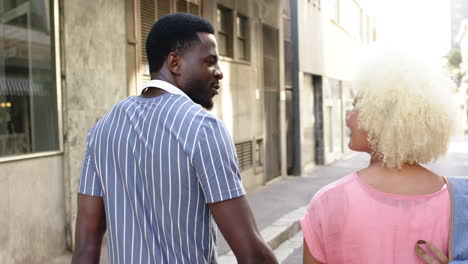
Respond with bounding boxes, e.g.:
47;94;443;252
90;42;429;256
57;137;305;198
300;47;457;264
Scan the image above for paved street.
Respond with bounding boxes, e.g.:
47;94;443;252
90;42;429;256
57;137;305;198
278;138;468;263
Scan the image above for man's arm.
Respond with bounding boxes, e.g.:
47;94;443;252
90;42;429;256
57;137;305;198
209;196;278;264
303;239;324;264
72;194;106;264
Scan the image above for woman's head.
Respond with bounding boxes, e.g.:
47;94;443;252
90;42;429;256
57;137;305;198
349;46;457;168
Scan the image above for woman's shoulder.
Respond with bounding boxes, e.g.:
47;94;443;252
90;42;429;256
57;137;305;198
310;172;359;205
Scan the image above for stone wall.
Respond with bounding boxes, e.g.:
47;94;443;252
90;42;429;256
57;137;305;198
61;0;128;247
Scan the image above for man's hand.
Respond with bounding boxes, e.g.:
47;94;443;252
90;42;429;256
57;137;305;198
209;196;278;264
72;194;106;264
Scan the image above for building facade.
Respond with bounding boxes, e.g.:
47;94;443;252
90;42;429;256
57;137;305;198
1;0;66;263
285;0;376;174
0;0;376;262
1;0;287;262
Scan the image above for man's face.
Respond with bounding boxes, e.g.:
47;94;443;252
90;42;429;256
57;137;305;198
178;33;223;110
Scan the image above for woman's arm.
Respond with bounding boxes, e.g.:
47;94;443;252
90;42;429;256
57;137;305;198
303;239;324;264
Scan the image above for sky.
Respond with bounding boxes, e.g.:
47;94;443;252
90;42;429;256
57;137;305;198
364;0;452;58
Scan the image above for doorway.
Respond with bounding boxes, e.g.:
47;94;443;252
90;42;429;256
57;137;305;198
262;24;281;181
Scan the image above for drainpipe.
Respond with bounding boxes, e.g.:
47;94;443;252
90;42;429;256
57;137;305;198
290;0;301;175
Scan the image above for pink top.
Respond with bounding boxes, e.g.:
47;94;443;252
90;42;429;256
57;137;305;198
300;172;450;264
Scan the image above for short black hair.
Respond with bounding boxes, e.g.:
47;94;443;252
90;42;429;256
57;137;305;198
146;13;215;73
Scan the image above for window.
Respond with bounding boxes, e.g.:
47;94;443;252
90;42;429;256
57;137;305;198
217;5;233;57
366;15;370;42
254;139;264;168
371;18;377;42
0;0;59;157
216;6;250;61
328;0;339;22
236;15;248;60
360;9;365;41
340;0;360;38
176;0;201;15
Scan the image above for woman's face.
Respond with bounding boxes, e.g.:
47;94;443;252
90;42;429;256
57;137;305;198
346;99;371;153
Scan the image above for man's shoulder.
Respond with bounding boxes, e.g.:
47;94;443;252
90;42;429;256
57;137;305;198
87;97;135;135
171;98;221;127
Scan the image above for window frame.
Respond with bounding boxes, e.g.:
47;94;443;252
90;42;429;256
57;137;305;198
216;5;233;58
235;13;249;61
216;5;251;63
0;0;63;163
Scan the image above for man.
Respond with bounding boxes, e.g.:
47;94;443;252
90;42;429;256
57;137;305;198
72;13;277;264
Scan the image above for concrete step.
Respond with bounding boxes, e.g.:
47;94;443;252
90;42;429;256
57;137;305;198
217;206;307;263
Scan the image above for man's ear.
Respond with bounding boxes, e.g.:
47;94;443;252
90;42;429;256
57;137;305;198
167;52;182;75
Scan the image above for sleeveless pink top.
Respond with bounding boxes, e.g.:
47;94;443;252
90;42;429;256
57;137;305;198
300;173;450;264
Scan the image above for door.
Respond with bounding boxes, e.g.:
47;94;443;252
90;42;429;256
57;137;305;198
313;75;325;165
262;24;281;181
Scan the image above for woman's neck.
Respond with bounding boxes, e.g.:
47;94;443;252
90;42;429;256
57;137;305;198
358;156;445;195
368;156;421;171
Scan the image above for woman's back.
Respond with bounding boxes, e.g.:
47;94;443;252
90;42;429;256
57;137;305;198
300;172;450;264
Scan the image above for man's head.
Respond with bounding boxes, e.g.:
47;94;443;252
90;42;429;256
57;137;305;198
146;13;223;110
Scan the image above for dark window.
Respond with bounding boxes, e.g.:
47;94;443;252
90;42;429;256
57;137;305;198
176;0;200;14
236;14;248;60
217;6;233;57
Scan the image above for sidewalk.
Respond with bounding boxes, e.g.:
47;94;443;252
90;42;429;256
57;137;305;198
217;152;370;261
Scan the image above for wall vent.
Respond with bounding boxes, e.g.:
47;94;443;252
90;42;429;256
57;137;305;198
235;141;253;171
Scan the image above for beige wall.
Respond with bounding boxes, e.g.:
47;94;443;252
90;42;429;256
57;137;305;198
61;0;128;247
297;0;362;80
0;0;287;262
0;156;66;264
204;0;285;188
297;0;369;165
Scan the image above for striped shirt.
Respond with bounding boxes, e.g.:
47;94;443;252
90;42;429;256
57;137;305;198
77;83;246;264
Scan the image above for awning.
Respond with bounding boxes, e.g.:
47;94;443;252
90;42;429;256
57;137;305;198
0;77;45;96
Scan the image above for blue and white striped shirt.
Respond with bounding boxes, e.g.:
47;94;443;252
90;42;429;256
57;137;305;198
78;84;246;263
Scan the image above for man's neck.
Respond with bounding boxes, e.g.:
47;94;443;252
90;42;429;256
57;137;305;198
150;71;179;89
140;87;168;98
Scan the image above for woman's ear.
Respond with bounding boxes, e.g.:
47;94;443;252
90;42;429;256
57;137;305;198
167;52;182;76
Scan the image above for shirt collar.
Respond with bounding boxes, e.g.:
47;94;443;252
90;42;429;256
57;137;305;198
142;80;191;101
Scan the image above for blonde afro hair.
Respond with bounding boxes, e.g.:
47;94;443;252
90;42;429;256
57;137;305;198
352;46;457;168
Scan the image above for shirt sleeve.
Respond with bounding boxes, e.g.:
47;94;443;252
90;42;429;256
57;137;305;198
300;199;326;263
192;116;246;203
77;128;103;197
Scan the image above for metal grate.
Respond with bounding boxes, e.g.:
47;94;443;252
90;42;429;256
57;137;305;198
188;2;200;15
176;0;188;12
235;141;253;171
157;0;172;18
